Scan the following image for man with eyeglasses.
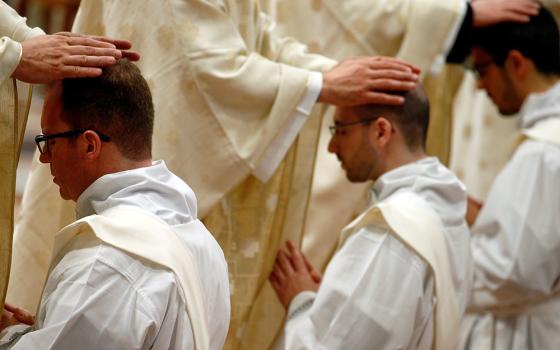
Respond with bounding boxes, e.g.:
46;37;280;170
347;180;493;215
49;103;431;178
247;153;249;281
269;86;472;349
457;7;560;350
0;59;230;350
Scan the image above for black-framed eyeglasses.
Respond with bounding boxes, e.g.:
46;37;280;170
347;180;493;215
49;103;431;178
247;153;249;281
472;60;495;79
328;116;379;136
35;129;111;154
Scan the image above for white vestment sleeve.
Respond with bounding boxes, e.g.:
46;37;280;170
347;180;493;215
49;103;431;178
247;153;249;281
278;226;434;350
0;1;44;83
430;0;467;74
253;71;322;181
170;0;335;181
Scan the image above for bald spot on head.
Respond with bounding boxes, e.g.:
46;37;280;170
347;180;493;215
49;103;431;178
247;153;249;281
351;86;430;151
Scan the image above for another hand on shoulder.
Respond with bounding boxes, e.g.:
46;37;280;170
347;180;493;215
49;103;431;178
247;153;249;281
319;56;420;107
269;240;322;310
12;32;140;84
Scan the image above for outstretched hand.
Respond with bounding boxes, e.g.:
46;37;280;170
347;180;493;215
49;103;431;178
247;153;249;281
472;0;540;28
13;32;141;84
269;240;322;309
319;56;420;107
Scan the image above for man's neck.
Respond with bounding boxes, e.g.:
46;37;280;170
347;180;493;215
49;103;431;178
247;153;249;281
382;148;427;176
522;73;560;100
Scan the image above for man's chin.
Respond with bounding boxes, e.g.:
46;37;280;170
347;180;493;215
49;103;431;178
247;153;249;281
58;187;72;201
498;107;519;117
345;173;365;183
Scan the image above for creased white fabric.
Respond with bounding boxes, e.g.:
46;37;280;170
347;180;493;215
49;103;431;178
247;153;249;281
276;157;472;350
460;82;560;350
1;161;230;350
0;0;44;84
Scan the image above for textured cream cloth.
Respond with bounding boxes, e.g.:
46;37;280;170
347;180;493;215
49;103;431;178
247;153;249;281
0;0;42;310
8;1;336;349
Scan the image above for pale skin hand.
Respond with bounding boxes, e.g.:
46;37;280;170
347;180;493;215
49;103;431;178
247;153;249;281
12;32;141;84
466;195;483;227
472;0;541;28
319;56;420;106
0;303;35;331
269;240;322;310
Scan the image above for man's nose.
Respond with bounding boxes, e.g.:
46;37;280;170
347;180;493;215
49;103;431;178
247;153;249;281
327;135;337;154
476;77;485;90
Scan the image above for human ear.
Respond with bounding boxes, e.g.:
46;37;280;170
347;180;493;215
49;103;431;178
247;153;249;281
505;50;529;79
82;130;102;160
371;117;392;147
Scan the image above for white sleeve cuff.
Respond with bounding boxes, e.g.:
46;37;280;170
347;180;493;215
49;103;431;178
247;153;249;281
0;37;22;84
252;71;323;182
286;290;316;321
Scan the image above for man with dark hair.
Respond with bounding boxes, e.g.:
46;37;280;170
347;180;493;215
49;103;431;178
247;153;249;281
459;6;560;350
269;87;472;349
60;62;155;162
0;60;230;349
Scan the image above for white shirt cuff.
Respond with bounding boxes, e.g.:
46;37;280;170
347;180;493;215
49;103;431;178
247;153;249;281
252;71;323;181
287;290;316;321
0;37;22;84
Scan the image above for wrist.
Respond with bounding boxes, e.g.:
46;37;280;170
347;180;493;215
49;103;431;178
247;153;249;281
287;291;316;321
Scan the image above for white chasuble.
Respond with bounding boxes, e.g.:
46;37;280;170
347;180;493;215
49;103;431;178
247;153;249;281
8;1;335;350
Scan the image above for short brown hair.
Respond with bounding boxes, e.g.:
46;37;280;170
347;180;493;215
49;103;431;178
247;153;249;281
353;86;430;151
60;59;154;160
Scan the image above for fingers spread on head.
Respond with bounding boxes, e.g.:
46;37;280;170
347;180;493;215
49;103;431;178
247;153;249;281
67;36;117;49
369;69;418;82
369;79;416;93
63;54;117;67
122;51;141;61
66;45;122;59
364;91;406;106
60;66;103;79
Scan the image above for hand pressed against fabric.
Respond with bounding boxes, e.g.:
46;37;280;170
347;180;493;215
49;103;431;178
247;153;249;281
269;241;321;309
